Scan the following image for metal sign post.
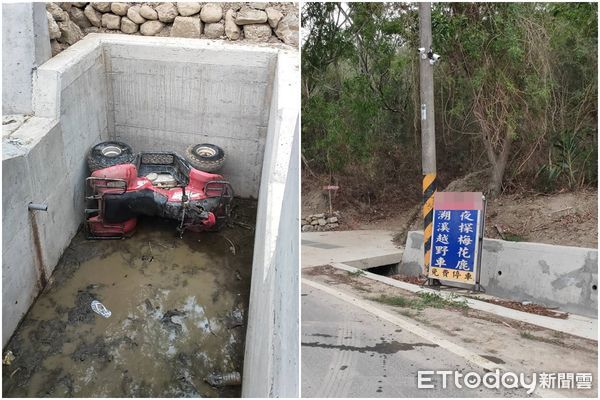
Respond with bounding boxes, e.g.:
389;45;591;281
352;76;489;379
322;185;339;215
474;195;487;291
428;192;486;290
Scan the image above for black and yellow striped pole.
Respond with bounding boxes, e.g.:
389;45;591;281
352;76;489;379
418;3;438;281
422;173;436;276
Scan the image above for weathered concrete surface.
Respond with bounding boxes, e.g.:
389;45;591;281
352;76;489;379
301;230;403;269
102;34;278;198
401;231;598;317
331;262;597;340
2;143;42;347
32;33;285;199
2;2;51;114
302;271;596;398
242;50;299;397
302;282;531;398
3;35;109;346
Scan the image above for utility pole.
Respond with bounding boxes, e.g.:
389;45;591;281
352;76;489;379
418;2;437;280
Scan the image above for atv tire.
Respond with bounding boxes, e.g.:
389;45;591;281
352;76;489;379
185;143;225;172
87;141;135;172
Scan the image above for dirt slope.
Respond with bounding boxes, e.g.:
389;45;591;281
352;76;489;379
302;172;597;248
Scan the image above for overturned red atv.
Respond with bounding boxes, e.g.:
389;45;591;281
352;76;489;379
85;141;233;239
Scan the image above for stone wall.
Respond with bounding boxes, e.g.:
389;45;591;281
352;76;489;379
46;2;298;56
301;211;341;232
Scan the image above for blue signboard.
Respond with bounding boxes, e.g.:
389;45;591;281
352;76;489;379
429;209;481;284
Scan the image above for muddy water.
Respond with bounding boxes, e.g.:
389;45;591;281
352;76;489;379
2;203;256;397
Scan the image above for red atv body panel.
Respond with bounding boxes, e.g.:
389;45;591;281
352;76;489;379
86;160;232;238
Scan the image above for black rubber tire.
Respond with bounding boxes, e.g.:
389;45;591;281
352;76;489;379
184;143;226;172
87;141;135;172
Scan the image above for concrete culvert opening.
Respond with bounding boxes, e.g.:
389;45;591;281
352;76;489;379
365;264;399;277
3;34;299;397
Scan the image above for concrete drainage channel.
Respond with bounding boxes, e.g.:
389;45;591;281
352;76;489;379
401;231;598;318
2;34;299;397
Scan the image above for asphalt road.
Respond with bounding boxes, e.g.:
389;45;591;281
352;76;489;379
301;283;527;398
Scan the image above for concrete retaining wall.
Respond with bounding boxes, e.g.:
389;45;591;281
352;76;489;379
2;2;51;114
103;35;277;198
401;231;598;317
242;51;299;397
3;36;109;346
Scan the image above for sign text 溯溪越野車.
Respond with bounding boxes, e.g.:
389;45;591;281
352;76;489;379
429;192;485;286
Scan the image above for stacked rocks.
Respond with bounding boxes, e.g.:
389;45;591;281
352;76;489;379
46;2;299;56
46;2;85;56
301;212;341;232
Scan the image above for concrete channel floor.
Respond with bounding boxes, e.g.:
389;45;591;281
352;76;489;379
301;230;403;269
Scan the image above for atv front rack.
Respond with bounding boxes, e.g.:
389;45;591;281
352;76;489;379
85;177;129;240
205;180;234;228
85;177;128;199
205;180;234;200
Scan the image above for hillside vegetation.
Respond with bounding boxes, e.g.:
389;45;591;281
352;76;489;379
302;2;597;201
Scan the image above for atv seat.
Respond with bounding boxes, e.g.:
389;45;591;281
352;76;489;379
103;189;167;223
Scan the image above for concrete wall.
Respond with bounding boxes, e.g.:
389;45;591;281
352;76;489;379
4;35;300;397
3;36;109;346
242;51;299;397
103;35;278;198
2;2;51;114
401;231;598;317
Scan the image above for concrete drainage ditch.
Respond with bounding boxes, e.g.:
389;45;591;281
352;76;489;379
3;34;299;397
3;213;255;397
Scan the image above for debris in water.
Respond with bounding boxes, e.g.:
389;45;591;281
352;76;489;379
1;213;255;397
162;309;185;319
224;308;244;329
144;299;154;312
205;371;241;387
206;318;218;337
3;350;15;365
223;236;236;255
90;300;112;318
233;220;254;230
9;367;21;378
161;309;186;333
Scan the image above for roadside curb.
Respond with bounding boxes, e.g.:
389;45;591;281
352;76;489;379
325;262;597;341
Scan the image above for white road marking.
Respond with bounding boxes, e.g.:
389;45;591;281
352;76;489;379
302;278;564;398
